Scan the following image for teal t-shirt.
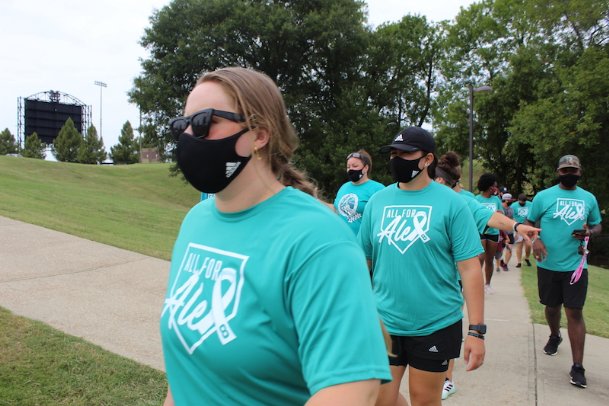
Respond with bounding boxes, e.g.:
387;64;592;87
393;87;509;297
460;193;494;234
528;185;601;271
474;194;503;235
459;189;476;198
334;179;385;234
510;200;532;224
358;182;483;336
161;187;391;405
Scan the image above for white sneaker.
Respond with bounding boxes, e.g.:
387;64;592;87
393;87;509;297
484;284;494;295
442;379;457;400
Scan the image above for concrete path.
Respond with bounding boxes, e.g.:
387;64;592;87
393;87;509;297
1;216;608;404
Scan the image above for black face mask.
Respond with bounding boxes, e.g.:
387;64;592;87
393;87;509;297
347;169;364;182
558;173;580;188
390;156;424;183
176;129;251;193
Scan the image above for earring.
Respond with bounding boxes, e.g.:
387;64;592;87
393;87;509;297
254;146;262;161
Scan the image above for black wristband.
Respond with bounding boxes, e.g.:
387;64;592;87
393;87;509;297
468;331;485;340
513;222;522;233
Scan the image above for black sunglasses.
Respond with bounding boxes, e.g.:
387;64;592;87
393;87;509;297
169;109;246;139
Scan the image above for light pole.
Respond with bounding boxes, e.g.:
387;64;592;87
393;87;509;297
468;84;492;192
94;81;107;142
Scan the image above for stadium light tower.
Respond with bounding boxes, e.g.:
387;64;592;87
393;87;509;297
94;81;107;142
468;84;492;192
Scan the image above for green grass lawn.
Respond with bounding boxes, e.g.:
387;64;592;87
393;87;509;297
0;156;199;260
520;263;609;338
0;307;166;405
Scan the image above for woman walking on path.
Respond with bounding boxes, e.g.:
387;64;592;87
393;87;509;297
475;173;503;293
511;193;533;267
359;127;485;406
334;149;385;234
161;67;391;405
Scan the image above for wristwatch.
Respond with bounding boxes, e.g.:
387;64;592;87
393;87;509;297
468;324;487;335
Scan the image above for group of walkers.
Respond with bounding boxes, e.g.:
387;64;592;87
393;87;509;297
159;67;601;405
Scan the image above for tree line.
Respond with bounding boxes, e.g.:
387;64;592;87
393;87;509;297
128;0;608;209
0;119;140;164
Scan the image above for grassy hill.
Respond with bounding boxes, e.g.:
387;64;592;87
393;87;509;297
0;156;200;260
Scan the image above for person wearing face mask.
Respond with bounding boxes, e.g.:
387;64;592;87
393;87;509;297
475;173;503;294
510;193;533;268
358;127;486;406
526;155;602;389
334;150;385;234
162;67;391;406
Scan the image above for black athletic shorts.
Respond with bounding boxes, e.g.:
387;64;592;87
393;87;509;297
388;320;462;373
537;266;588;309
480;233;499;242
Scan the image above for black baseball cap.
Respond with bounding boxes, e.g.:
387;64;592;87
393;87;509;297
380;126;436;154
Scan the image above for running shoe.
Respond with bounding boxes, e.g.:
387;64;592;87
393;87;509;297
569;364;587;388
515;263;522;268
543;334;562;355
442;378;457;400
484;284;494;295
525;258;532;266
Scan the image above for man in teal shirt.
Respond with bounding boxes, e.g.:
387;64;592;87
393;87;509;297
527;155;602;389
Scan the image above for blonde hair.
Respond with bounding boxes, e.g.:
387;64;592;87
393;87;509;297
197;67;318;197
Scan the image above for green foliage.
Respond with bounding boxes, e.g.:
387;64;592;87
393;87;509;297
0;128;18;155
22;132;46;159
130;0;609;209
110;121;139;164
53;118;82;162
77;125;107;164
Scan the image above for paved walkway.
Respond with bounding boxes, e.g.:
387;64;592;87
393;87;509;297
1;216;608;404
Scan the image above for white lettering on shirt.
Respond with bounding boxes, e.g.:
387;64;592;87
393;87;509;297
162;243;248;354
377;205;432;254
553;198;585;226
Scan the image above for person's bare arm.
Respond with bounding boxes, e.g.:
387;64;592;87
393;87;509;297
488;212;540;242
457;257;485;371
306;380;381;406
163;386;174;406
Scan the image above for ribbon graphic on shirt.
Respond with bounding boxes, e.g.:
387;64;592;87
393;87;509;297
377;205;432;254
570;236;589;285
553;198;585;226
162;243;247;354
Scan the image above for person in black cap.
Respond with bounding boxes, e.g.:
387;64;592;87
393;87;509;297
359;126;486;406
527;154;602;388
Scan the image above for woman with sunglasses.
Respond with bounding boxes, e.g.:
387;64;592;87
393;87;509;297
359;127;485;406
334;150;385;234
160;67;390;406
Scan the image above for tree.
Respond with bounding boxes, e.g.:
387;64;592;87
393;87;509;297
129;0;374;193
22;132;46;159
0;128;18;155
110;121;139;164
77;125;106;164
53;118;82;162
